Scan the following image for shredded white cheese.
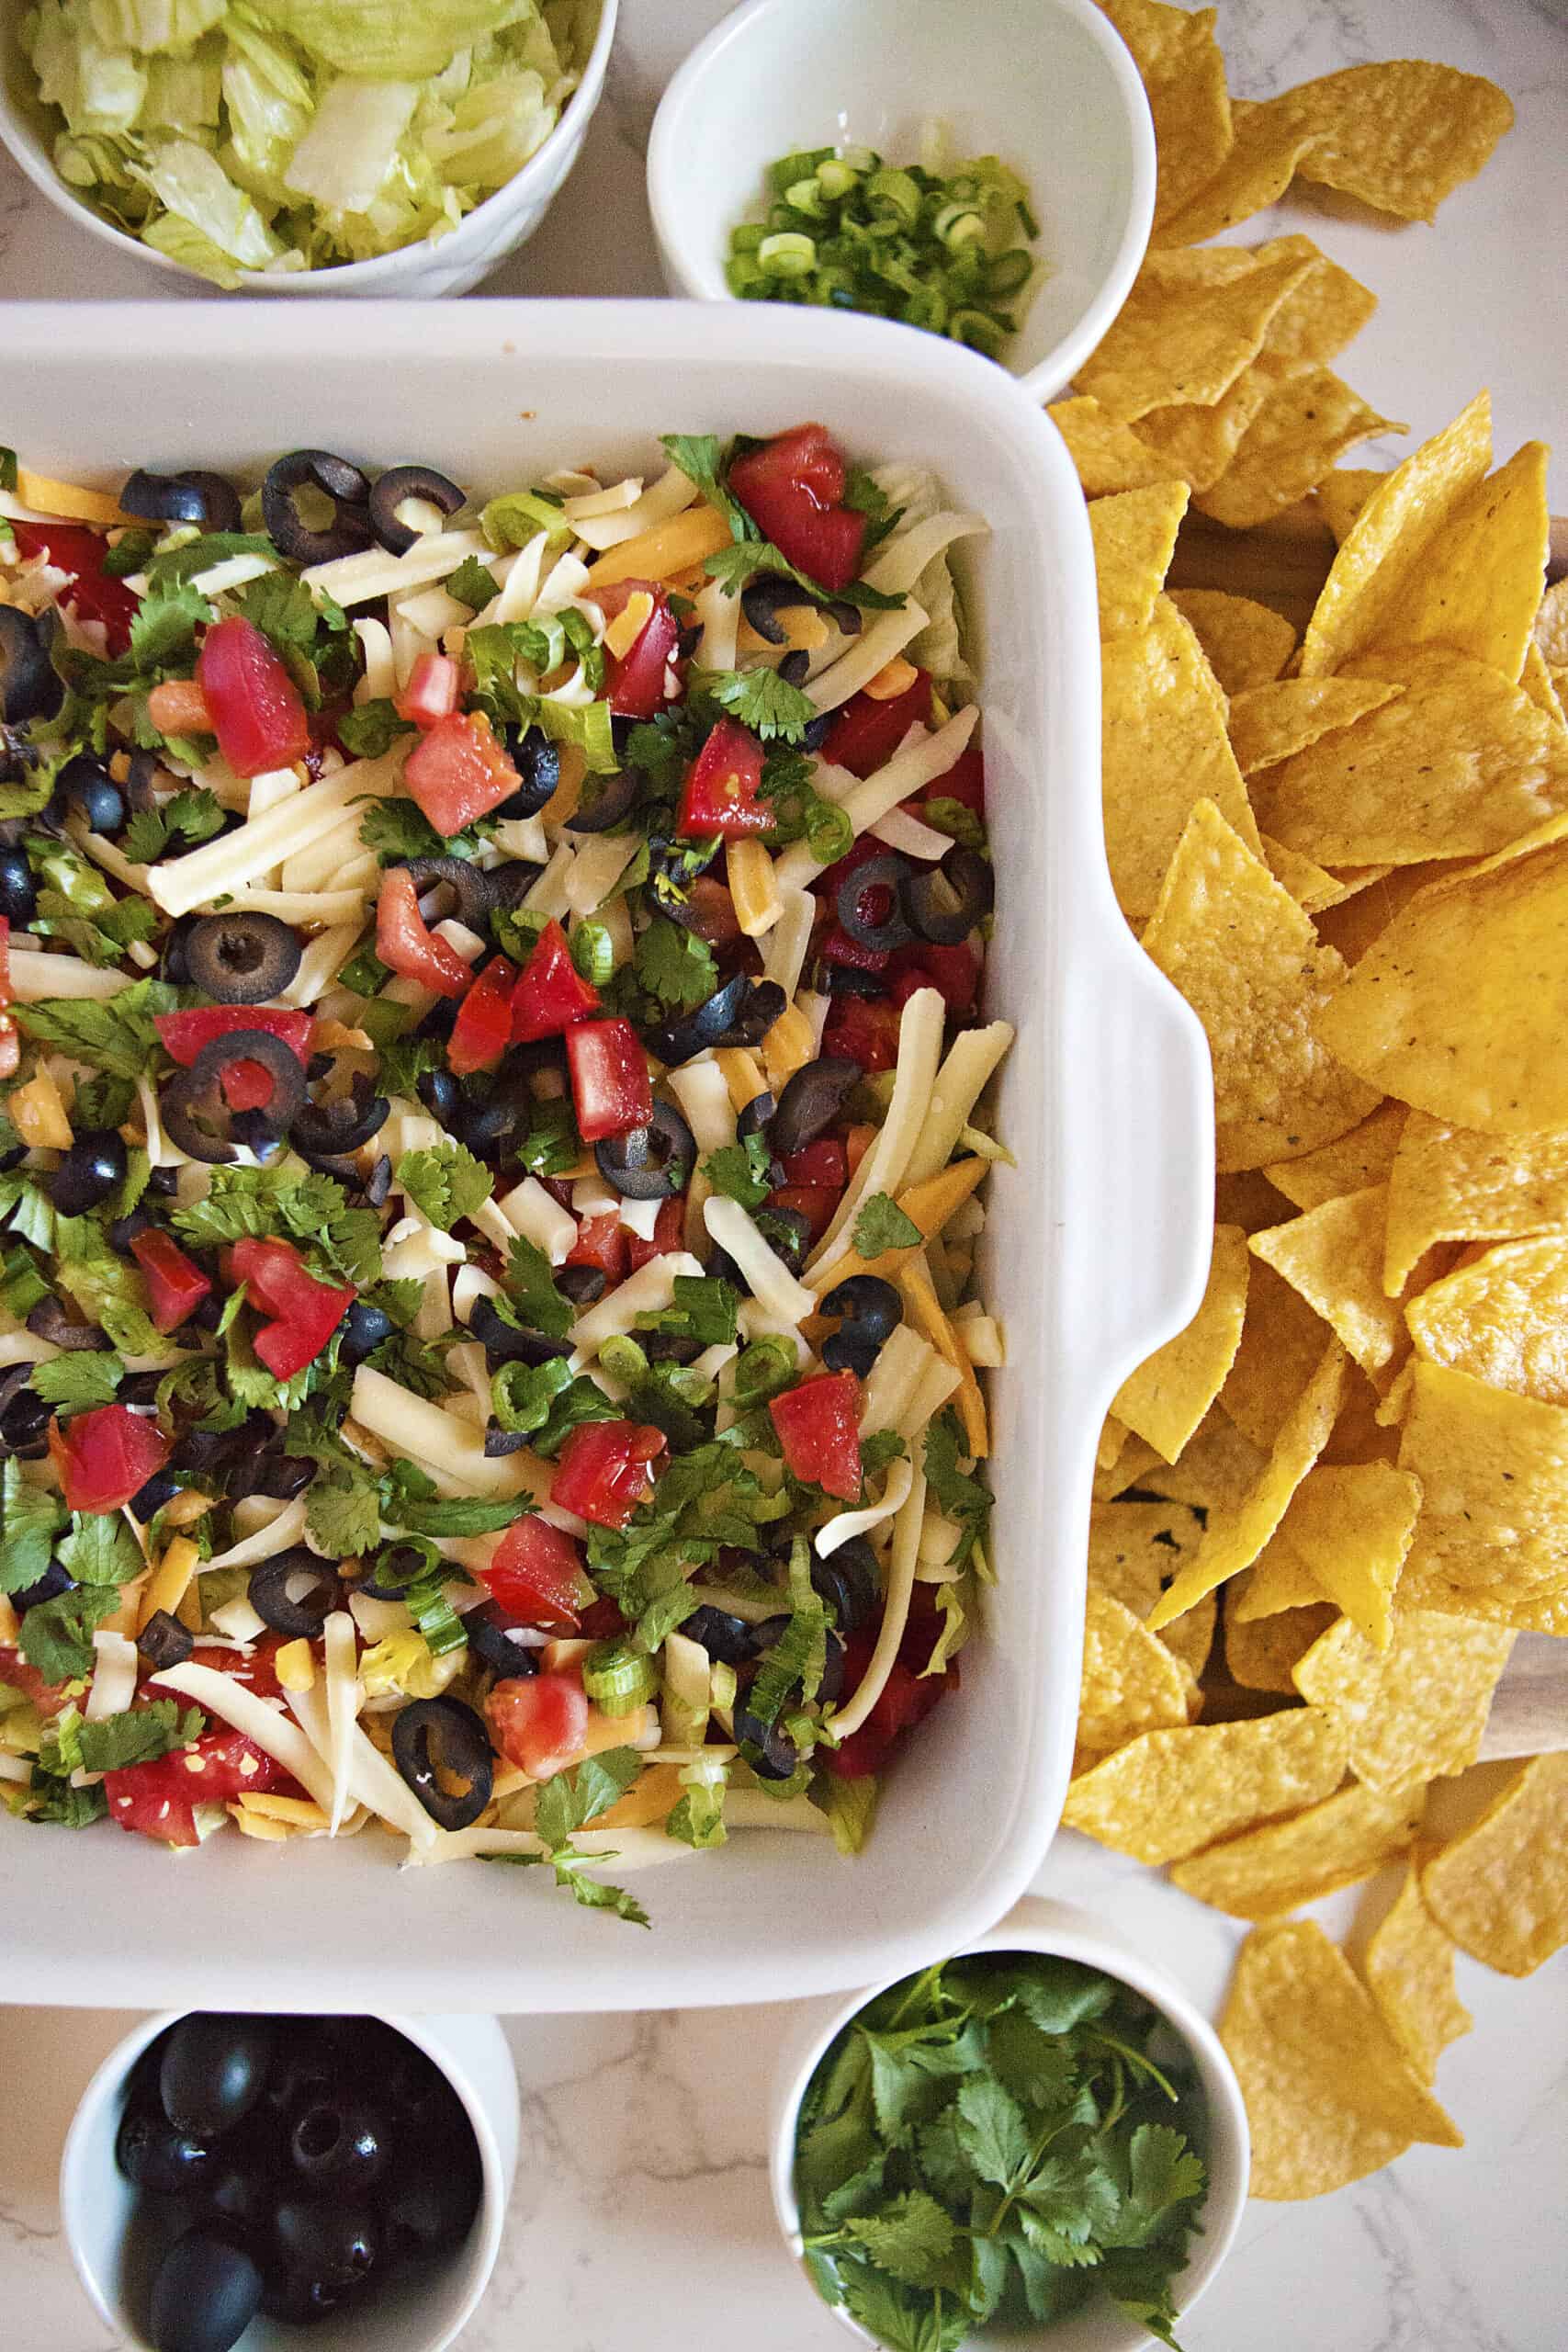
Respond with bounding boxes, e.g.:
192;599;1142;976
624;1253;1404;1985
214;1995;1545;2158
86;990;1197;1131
901;1021;1016;1188
149;758;399;920
569;1252;705;1356
829;1464;928;1737
773;707;978;893
303;528;490;609
321;1610;361;1835
496;1175;577;1263
703;1196;816;1325
85;1630;138;1722
807;601;930;711
808;986;946;1273
816;1458;915;1559
155;1661;338;1814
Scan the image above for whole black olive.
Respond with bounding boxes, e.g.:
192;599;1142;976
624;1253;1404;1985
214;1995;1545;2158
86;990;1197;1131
680;1604;758;1666
811;1536;881;1635
12;1556;73;1611
149;2228;264;2352
378;2042;473;2142
338;1297;393;1365
258;2265;356;2325
494;722;560;817
390;1695;494;1831
379;2140;483;2266
161;2014;278;2140
289;2097;389;2193
368;462;467;557
48;1127;127;1215
272;2196;379;2296
247;1551;342;1638
56;751;125;836
116;2104;218;2196
0;605;62;725
184;911;301;1004
203;2153;280;2242
0;845;36;924
261;2033;342;2122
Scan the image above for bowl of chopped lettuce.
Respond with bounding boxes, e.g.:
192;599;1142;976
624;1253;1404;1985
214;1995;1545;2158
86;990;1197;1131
0;1;615;295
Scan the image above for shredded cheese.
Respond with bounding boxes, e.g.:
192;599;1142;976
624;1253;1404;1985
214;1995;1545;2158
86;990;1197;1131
286;1676;438;1849
829;1464;927;1737
901;1021;1015;1187
773;707;978;892
816;1458;915;1559
155;1661;338;1814
350;1366;532;1497
321;1610;361;1835
570;1252;705;1356
148;758;396;919
857;1325;934;1436
9;947;130;1000
666;1057;736;1156
808;987;946;1273
807;600;930;711
703;1196;816;1324
302;527;490;609
897;1353;963;1442
863;510;988;598
495;1175;577;1262
85;1630;137;1722
573;466;696;552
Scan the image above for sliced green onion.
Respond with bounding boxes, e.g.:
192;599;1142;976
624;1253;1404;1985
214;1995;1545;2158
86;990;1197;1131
582;1639;660;1717
784;176;826;218
865;167;921;227
950;309;1006;359
730;220;766;255
769;146;832;195
758;231;817;278
727;255;766;298
570;920;615;988
986;247;1033;298
933;200;985;249
817;158;860;201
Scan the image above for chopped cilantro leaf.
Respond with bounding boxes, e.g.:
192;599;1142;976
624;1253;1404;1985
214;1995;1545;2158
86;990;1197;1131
703;1136;773;1210
11;977;179;1079
28;1352;124;1412
18;1584;121;1681
122;787;226;865
128;574;211;670
338;699;414;760
395;1143;492;1233
923;1409;993;1567
444;554;501;610
0;1460;66;1595
503;1235;573;1339
690;664;818;743
635;916;718;1012
853;1193;922;1258
39;1699;204;1778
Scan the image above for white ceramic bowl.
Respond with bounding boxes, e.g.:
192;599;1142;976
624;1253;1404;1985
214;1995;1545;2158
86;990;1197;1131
61;2010;521;2352
0;0;616;298
770;1896;1250;2352
648;0;1155;402
0;300;1209;2013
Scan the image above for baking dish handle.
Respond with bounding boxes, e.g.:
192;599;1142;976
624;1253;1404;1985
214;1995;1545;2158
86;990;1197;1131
1060;922;1213;1410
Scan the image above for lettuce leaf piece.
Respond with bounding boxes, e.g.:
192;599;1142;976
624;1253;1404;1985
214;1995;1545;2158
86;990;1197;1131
423;64;556;189
133;136;285;266
246;0;536;79
29;3;148;135
88;1;227;48
141;46;222;136
283;74;419;214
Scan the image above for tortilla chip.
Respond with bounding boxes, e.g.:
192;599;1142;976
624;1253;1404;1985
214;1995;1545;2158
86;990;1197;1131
1087;1498;1213;1685
1048;396;1181;495
1089;481;1191;638
1250;1184;1411;1378
1229;676;1404;778
1293;1606;1515;1797
1317;467;1385;546
1199;367;1404;531
1098;0;1234;232
1168;588;1298;695
1422;1755;1568;1977
1265;1102;1404;1211
1142;799;1381;1172
1312;862;1446;969
1251;645;1568;867
1232;1531;1328;1621
1317;823;1568;1130
1258;834;1352;914
1077;1586;1195;1751
1403;1573;1568;1636
1384;1109;1568;1294
1092;1429;1168;1500
1221;1919;1463;2199
1101;603;1261;922
1291;61;1514;219
1398;1357;1568;1584
1173;1781;1423;1919
1225;1596;1339;1690
1406;1233;1568;1405
1131;371;1275;496
1063;1706;1350;1862
1075;249;1314;424
1096;1415;1130;1476
1158;1590;1218;1686
1112;1224;1249;1461
1361;1861;1472;2083
1266;1463;1420;1648
1133;1407;1268;1516
1535;579;1568;668
1148;1338;1347;1628
1221;1255;1341;1452
1299;393;1492;680
1321;1361;1405;1468
1154;97;1324;246
1215;1169;1299;1234
1264;245;1379;368
1520;641;1568;745
1365;442;1551;684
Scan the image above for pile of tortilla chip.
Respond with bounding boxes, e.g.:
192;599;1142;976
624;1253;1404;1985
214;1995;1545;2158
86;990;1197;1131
1060;5;1565;2206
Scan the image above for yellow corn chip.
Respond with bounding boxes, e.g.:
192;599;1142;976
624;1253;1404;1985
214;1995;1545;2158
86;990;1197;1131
1063;1705;1350;1862
1142;799;1381;1172
1293;1606;1515;1797
1112;1223;1249;1461
1250;1184;1410;1378
1321;1361;1405;1469
1252;646;1568;867
1265;1102;1404;1212
1048;396;1179;495
1317;822;1568;1131
1172;1781;1423;1919
1129;1406;1267;1514
1101;602;1261;922
1077;1586;1195;1751
1148;1338;1347;1628
1075;249;1314;424
1093;1428;1167;1501
1231;1536;1328;1623
1215;1169;1299;1234
1225;1596;1338;1690
1229;676;1404;777
1087;1498;1213;1683
1299;392;1492;680
1534;579;1568;668
1089;481;1191;638
1263;245;1379;368
1096;1415;1130;1476
1154;97;1324;246
1362;1861;1472;2083
1312;862;1446;970
1168;589;1298;695
1384;1109;1568;1295
1220;1919;1462;2199
1098;0;1233;230
1406;1233;1568;1405
1422;1755;1568;1977
1520;642;1568;744
1158;1589;1218;1686
1131;371;1274;497
1259;834;1352;913
1247;1463;1420;1648
1221;1256;1338;1450
1317;467;1385;546
1199;366;1404;532
1366;442;1551;683
1290;61;1514;219
1398;1357;1568;1582
1402;1572;1568;1637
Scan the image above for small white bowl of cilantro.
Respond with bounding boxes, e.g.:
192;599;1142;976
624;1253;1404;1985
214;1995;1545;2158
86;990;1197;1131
0;0;616;296
771;1897;1249;2352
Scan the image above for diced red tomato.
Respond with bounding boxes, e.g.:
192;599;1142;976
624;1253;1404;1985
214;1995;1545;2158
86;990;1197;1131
230;1237;354;1381
550;1419;666;1528
196;615;310;779
625;1192;687;1272
765;1183;839;1245
403;710;520;837
567;1212;629;1287
577;1595;626;1640
106;1725;299;1848
822;670;932;778
130;1230;212;1334
479;1515;586;1632
376;866;473;998
889;942;980;1014
154;1006;315;1068
675;718;770;839
823;993;902;1072
485;1669;590;1781
769;1370;863;1500
728;424;867;594
447;953;520;1077
50;1404;171;1514
913;741;986;819
780;1139;846;1187
512;917;600;1041
818;924;891;977
818;1652;951;1780
0;1647;79;1718
12;521;140;656
565;1019;652;1144
394;651;461;729
599;580;682;719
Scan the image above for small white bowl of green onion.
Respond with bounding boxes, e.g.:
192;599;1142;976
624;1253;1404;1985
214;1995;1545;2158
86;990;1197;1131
648;0;1155;401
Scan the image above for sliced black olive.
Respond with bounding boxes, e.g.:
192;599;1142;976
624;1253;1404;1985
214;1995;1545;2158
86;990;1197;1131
47;1126;127;1216
56;750;124;835
184;910;302;1003
415;1069;458;1127
904;843;993;945
491;719;561;819
730;978;787;1046
27;1294;110;1350
119;469;242;534
563;765;639;834
482;1421;535;1456
251;1453;313;1502
751;1617;846;1702
778;649;811;687
355;1543;426;1602
771;1057;861;1156
733;1686;799;1781
465;1607;541;1677
681;1604;758;1665
737;1089;775;1140
452;1086;525;1161
487;859;546;919
820;1273;903;1377
337;1297;392;1366
811;1536;881;1635
648;970;749;1066
262;450;374;567
0;605;62;725
138;1609;195;1671
162;2015;277;2140
365;1151;392;1209
802;711;834;752
391;1695;493;1831
247;1549;343;1638
289;2097;388;2193
594;1098;695;1200
291;1073;389;1158
399;852;496;933
838;852;914;952
162;1030;307;1163
0;1379;48;1462
0;845;35;924
368;462;467;557
759;1204;811;1273
818;960;886;998
555;1262;606;1307
467;1293;572;1367
13;1556;73;1611
739;574;824;644
130;1468;184;1521
109;1204;155;1255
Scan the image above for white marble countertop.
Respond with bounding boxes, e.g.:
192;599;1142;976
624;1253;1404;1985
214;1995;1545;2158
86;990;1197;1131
1;4;1565;2348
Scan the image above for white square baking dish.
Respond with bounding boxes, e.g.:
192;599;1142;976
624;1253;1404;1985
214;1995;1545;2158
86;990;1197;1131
0;301;1210;2011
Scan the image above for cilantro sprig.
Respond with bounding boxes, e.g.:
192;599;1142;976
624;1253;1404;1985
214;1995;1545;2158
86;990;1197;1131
485;1746;649;1926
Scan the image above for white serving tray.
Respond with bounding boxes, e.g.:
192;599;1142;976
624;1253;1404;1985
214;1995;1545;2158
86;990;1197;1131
0;301;1210;2011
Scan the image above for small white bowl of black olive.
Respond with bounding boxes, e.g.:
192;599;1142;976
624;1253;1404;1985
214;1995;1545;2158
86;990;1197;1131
61;2008;519;2352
